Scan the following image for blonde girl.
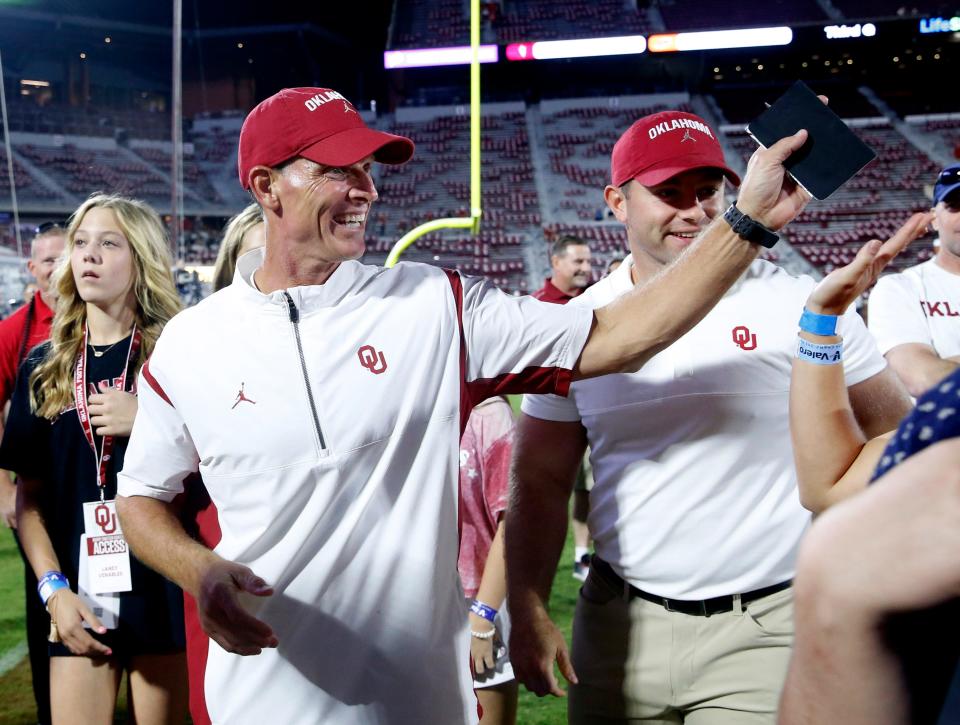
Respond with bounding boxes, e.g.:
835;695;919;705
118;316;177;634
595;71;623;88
1;193;187;725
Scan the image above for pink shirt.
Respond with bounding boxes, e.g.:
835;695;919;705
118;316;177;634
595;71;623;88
458;397;515;597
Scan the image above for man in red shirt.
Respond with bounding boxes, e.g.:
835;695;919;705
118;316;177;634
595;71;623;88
532;235;592;304
0;221;65;725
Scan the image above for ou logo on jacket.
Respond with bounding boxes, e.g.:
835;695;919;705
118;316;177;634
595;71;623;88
731;325;758;351
358;345;388;374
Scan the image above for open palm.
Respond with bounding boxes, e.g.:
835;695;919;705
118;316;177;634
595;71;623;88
806;211;933;316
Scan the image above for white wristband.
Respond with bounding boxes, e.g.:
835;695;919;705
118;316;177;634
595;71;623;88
796;337;843;365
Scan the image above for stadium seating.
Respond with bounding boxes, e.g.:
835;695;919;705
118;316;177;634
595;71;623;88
0;89;952;303
492;0;649;43
17;143;172;207
0;148;60;207
390;0;649;49
540;97;694;228
5;100;169;140
830;0;950;18
392;0;471;50
711;82;881;126
362;107;537;292
657;0;825;31
916;117;960;162
129;146;224;205
724;120;939;282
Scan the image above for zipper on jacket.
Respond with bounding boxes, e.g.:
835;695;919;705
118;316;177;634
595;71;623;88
283;291;327;452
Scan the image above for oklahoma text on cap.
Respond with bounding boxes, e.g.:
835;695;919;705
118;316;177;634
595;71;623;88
611;110;741;188
237;87;415;189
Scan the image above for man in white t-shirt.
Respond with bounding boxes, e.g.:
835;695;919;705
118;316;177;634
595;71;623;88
506;110;912;724
112;89;819;725
868;165;960;397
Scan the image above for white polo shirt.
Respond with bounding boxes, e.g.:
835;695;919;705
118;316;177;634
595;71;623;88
523;255;886;600
869;259;960;358
119;249;592;725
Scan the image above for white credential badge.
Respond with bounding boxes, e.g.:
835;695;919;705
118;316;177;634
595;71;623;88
81;500;133;595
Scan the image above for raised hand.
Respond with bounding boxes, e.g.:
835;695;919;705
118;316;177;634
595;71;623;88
806;211;933;316
736;129;812;232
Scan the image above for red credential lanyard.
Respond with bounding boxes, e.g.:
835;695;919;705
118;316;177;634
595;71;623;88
74;325;141;501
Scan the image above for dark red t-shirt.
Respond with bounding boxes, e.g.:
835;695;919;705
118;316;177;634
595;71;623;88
0;292;54;405
531;278;580;305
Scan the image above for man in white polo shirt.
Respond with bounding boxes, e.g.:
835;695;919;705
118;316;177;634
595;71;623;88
113;88;819;725
506;110;912;724
868;164;960;397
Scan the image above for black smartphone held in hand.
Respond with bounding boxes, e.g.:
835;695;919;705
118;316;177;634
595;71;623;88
747;80;877;200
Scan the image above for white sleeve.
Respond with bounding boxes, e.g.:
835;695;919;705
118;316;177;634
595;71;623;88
118;342;200;502
454;272;593;399
839;304;888;387
520;390;582;422
868;274;931;354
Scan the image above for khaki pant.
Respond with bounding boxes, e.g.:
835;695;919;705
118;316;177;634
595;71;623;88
569;567;794;724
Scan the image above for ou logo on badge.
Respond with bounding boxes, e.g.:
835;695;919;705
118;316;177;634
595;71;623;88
731;325;758;351
94;503;118;534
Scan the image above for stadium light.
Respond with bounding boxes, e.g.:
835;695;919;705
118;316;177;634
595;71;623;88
384;45;498;69
647;27;793;53
919;16;960;33
505;35;646;61
823;23;877;39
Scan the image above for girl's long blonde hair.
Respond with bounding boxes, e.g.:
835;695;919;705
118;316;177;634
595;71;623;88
212;203;263;292
30;193;182;419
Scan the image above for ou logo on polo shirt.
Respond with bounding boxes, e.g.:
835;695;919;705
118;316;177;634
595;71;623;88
732;325;758;351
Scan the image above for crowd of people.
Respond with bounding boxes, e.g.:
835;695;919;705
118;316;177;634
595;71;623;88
0;84;956;725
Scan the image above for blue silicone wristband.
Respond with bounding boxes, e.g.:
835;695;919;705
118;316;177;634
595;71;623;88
37;571;69;606
799;308;839;336
796;337;843;365
470;600;498;623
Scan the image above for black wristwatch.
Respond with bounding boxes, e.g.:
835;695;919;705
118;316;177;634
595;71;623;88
723;204;779;249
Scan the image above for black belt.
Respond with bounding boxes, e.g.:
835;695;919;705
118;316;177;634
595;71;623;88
591;557;792;617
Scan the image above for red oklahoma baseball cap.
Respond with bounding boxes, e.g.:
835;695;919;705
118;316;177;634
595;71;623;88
237;87;415;189
611;110;740;188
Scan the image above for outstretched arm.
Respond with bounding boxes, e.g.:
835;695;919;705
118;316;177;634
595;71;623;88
884;344;960;398
780;438;960;725
576;129;813;379
790;213;929;513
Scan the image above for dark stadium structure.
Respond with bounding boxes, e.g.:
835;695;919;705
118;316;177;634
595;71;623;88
0;0;955;303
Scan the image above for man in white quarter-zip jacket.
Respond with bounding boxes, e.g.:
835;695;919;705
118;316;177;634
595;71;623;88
115;87;818;725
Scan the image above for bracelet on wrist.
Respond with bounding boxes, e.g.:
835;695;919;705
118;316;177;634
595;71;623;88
470;627;497;640
37;571;69;606
796;337;843;365
799;307;839;336
470;599;498;623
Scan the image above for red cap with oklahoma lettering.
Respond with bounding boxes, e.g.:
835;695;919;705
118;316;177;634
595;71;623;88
237;87;415;189
610;110;741;188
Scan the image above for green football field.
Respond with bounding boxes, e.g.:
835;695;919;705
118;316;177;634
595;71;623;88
0;520;581;725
